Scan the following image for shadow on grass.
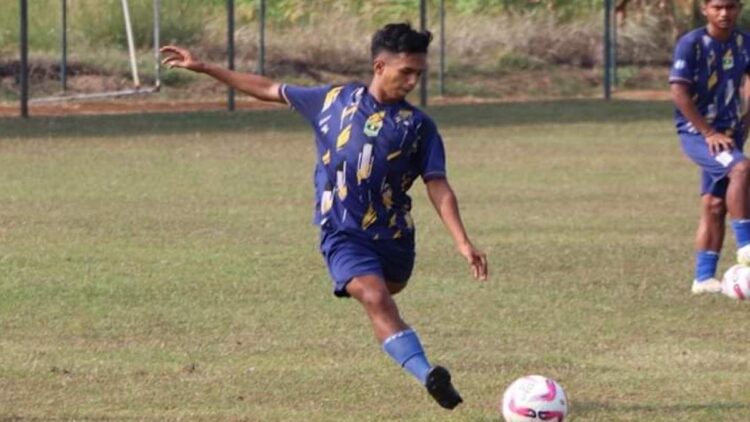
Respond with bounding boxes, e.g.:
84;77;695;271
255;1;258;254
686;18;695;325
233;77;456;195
574;400;750;415
0;99;672;140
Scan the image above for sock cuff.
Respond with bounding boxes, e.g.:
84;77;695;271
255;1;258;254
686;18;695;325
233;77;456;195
382;329;425;367
696;250;720;257
382;329;415;347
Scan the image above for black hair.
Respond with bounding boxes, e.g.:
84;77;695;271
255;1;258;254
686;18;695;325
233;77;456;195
370;23;432;60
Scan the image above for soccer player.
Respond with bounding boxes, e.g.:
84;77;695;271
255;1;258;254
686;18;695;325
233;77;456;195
160;23;488;409
670;0;750;294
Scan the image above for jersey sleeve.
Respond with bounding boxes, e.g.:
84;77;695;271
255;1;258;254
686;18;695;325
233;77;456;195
279;84;331;122
417;117;447;182
669;37;696;85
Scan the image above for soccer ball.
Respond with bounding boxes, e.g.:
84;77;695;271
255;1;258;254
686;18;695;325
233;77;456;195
501;375;568;422
722;264;750;300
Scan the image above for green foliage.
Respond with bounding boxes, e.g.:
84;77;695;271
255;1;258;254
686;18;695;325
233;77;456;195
74;0;213;49
0;0;217;52
0;0;609;54
496;51;545;71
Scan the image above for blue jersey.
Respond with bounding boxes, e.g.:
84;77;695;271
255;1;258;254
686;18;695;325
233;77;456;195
281;82;447;240
670;27;750;134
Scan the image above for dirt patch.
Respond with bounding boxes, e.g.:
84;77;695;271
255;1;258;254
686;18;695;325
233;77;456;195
0;89;672;118
0;98;284;117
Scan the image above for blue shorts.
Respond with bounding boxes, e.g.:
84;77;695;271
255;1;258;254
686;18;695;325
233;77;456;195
319;228;415;297
679;131;746;197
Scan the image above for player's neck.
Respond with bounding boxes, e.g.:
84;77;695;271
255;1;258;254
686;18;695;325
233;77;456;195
368;82;402;105
706;25;734;42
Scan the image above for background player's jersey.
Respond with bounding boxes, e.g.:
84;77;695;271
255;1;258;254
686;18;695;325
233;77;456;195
281;82;446;240
670;28;750;134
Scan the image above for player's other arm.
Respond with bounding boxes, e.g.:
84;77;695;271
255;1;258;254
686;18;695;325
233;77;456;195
743;77;750;138
670;82;734;154
425;178;488;281
160;45;283;103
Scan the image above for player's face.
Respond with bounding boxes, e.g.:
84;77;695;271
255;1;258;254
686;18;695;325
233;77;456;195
703;0;742;31
373;52;427;102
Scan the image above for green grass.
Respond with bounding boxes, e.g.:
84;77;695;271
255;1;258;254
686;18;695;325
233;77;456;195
2;100;750;421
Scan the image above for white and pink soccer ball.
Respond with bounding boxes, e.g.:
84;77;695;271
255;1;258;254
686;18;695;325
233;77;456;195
722;264;750;300
501;375;568;422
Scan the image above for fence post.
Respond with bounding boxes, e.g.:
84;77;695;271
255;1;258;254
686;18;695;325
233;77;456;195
258;0;265;75
604;0;612;101
20;0;29;118
419;0;427;107
439;0;445;96
227;0;235;111
61;0;67;92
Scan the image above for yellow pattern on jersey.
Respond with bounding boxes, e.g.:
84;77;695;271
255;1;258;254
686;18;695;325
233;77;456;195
362;203;377;230
337;125;352;150
323;86;344;112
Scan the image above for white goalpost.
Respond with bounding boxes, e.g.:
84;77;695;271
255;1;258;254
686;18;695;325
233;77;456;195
29;0;162;104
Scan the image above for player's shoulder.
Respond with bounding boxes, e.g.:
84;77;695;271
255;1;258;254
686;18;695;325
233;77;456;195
735;29;750;47
675;27;706;48
339;81;367;98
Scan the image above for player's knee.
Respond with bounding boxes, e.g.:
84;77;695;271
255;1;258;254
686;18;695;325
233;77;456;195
702;196;727;218
730;159;750;180
360;285;395;311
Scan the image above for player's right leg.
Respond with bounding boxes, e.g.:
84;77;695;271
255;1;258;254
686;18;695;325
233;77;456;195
319;229;462;409
346;275;463;410
692;193;726;294
680;132;750;272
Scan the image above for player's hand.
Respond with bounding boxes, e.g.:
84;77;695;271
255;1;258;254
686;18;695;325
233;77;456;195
160;45;203;72
705;131;734;155
458;241;488;281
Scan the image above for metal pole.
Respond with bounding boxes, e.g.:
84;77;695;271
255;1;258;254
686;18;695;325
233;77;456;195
419;0;427;107
604;0;612;101
692;0;702;28
439;0;445;96
612;6;618;87
153;0;161;89
61;0;67;92
20;0;29;118
227;0;235;111
121;0;141;87
258;0;265;75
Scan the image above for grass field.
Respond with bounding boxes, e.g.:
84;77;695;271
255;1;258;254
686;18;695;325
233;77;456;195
2;100;749;421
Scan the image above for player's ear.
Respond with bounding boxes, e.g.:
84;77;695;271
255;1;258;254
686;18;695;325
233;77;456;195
373;59;386;75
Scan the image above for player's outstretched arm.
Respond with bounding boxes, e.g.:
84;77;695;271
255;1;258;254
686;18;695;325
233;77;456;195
425;178;488;281
160;45;284;103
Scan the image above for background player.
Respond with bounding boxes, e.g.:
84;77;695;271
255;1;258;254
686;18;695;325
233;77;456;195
670;0;750;294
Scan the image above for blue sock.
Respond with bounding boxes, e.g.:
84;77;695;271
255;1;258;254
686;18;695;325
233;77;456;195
695;250;719;282
382;329;432;385
731;219;750;248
